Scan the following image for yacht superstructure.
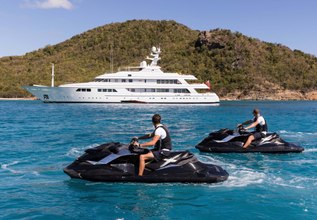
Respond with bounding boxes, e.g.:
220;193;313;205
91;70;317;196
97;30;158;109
23;47;219;104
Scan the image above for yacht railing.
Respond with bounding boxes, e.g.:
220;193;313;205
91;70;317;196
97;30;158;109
118;66;142;71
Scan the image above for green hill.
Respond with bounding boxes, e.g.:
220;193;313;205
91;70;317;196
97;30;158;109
1;19;317;99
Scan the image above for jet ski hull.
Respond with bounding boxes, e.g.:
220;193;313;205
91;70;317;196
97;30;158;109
64;142;229;183
196;129;304;153
196;142;304;153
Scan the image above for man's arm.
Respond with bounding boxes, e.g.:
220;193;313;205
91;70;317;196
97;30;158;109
237;120;253;128
245;121;259;130
138;133;154;140
242;120;253;126
140;135;160;147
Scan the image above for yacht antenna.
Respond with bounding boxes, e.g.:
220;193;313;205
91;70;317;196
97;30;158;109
51;63;55;87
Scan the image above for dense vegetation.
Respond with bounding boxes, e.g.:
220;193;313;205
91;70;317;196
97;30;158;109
1;20;317;98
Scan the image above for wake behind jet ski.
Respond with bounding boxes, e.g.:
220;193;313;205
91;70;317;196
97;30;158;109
195;127;304;153
64;142;229;183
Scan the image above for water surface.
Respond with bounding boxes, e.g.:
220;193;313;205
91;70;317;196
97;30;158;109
0;100;316;219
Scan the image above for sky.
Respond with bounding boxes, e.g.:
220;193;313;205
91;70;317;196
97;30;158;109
1;0;317;57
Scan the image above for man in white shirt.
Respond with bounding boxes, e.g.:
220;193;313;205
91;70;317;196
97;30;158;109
238;109;268;149
136;114;172;176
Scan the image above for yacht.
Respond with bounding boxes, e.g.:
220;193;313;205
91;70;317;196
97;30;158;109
23;47;219;104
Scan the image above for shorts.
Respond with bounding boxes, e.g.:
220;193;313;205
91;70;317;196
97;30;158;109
151;149;171;161
252;132;265;140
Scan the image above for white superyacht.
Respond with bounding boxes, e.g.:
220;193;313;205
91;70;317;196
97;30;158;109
23;47;219;104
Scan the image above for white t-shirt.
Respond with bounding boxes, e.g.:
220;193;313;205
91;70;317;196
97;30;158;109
255;116;265;126
254;115;267;134
154;125;167;139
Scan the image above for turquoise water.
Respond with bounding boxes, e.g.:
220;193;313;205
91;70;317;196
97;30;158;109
0;100;316;219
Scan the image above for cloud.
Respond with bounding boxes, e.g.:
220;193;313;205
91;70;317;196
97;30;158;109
22;0;74;10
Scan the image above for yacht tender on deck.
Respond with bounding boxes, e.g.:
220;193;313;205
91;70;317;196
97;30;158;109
23;47;219;104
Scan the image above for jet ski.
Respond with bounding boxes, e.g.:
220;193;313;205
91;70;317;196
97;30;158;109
196;128;304;153
64;142;229;183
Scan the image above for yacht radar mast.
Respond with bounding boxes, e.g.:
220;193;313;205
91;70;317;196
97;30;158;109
146;46;161;66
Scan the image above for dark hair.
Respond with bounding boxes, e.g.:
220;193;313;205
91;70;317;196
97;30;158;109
253;109;260;114
152;114;161;124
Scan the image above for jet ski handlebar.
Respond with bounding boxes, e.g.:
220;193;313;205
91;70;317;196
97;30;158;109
130;137;139;143
236;125;249;135
129;137;149;154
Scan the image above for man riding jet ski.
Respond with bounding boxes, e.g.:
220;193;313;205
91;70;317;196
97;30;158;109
135;114;173;176
195;127;304;153
195;108;304;153
238;108;268;149
63;141;229;183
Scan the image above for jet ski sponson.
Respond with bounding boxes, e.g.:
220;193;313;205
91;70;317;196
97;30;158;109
64;142;229;183
195;128;304;153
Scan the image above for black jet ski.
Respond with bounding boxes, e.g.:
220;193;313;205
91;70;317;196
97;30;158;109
196;128;304;153
64;142;229;183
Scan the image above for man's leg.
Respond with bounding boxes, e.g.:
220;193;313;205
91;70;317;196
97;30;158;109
243;135;255;149
138;152;154;176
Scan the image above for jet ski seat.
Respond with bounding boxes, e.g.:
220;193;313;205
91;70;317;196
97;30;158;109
145;151;194;170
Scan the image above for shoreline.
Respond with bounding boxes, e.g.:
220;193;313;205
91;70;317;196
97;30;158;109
0;97;38;100
1;97;317;101
220;90;317;101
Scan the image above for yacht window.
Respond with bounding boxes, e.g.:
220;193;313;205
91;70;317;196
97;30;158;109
157;79;179;84
128;74;132;77
98;88;117;92
76;88;92;92
173;89;190;93
157;89;169;93
122;79;126;82
129;79;133;83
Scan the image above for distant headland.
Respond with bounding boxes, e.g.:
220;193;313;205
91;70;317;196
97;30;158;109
0;20;316;100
